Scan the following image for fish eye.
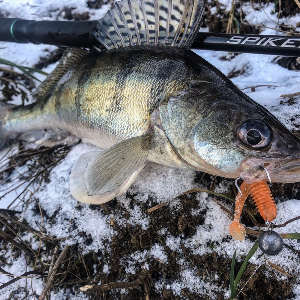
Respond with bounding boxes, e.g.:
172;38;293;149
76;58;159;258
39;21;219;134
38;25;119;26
238;120;272;149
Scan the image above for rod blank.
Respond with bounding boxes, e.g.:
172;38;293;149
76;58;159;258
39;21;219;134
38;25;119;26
1;18;300;56
193;32;300;57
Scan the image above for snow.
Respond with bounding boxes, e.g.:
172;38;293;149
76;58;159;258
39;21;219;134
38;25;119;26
0;0;109;20
130;163;197;202
22;143;113;253
0;0;300;299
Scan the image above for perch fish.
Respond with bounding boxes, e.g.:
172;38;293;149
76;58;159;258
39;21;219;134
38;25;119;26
1;0;300;205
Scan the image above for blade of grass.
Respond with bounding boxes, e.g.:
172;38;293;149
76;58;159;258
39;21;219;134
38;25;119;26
0;58;48;81
234;241;259;293
22;66;48;76
0;58;48;75
281;233;300;239
230;250;236;299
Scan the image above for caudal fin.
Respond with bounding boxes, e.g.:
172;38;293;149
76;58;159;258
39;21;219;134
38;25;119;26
0;101;17;150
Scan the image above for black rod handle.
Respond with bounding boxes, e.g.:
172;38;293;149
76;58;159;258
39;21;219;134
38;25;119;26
0;18;98;47
1;18;300;56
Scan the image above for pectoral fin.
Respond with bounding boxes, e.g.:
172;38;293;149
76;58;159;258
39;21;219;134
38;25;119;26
70;135;151;204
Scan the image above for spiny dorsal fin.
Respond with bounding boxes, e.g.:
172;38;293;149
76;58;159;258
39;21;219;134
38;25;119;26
94;0;205;51
33;48;89;100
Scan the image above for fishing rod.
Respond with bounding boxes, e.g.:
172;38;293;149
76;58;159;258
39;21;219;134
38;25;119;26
1;18;300;57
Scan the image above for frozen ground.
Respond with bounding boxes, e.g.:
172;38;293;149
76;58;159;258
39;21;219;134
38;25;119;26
0;0;300;299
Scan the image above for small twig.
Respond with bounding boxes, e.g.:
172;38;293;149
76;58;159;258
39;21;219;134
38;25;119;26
294;0;300;9
53;272;68;286
42;245;59;297
0;180;29;203
249;23;299;35
273;216;300;228
283;243;300;255
211;198;234;218
0;229;35;255
80;269;148;292
49;246;59;273
0;269;45;291
266;260;293;277
33;237;42;270
280;92;300;98
278;0;282;17
0;209;21;215
0;76;18;85
245;228;260;237
37;200;45;233
0;212;57;242
147;201;171;213
110;0;115;9
236;263;262;299
250;215;300;229
0;76;31;94
260;4;279;27
58;279;89;286
0;217;26;244
9;144;64;160
0;66;23;75
226;0;235;34
148;188;235;213
79;252;90;279
241;85;279;91
6;161;59;209
39;245;70;300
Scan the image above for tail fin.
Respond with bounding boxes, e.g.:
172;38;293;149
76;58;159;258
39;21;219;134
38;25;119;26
0;102;16;150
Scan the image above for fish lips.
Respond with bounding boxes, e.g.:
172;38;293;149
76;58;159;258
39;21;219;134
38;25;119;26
272;158;300;182
240;157;300;184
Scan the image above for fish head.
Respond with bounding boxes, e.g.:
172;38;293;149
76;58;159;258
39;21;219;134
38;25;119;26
159;79;300;184
235;113;300;184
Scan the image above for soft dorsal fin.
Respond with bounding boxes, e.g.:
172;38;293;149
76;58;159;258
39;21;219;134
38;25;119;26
94;0;205;51
33;48;89;100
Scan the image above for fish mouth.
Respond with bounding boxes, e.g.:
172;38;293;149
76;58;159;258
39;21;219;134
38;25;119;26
274;159;300;174
240;158;300;184
271;159;300;183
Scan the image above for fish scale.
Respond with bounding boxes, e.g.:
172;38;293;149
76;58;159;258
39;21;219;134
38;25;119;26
64;47;189;145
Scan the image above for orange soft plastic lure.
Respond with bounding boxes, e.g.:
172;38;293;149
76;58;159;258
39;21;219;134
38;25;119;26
229;180;277;241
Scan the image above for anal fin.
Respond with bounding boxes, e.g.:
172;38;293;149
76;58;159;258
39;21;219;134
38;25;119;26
70;135;150;204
